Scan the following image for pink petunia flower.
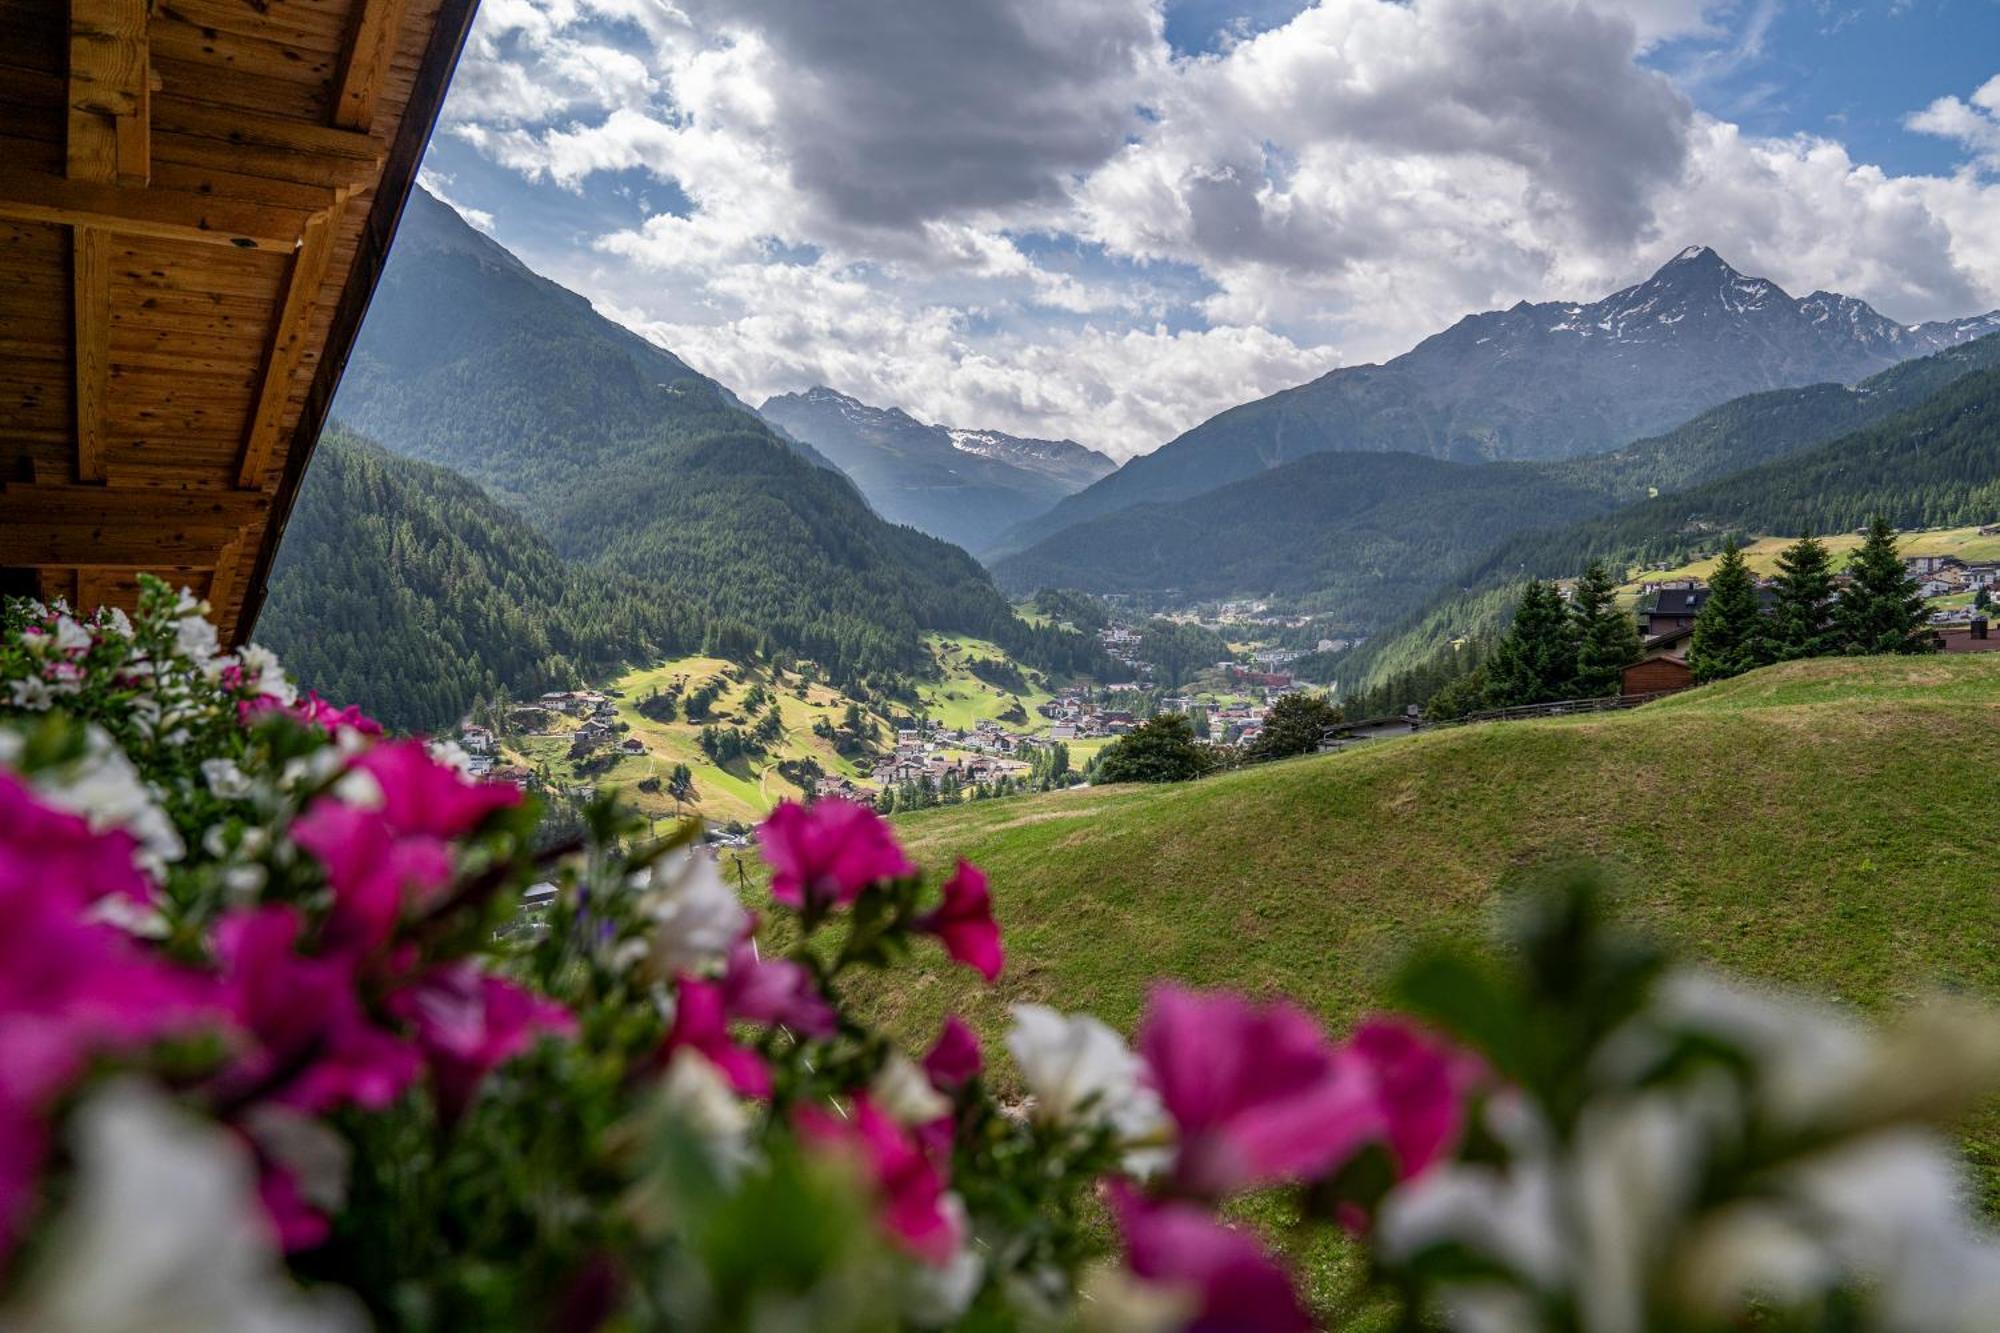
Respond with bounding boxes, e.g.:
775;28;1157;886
354;740;521;840
1344;1016;1481;1182
0;776;214;1263
757;799;915;914
1108;1182;1312;1333
922;1016;983;1091
388;962;574;1124
719;933;837;1038
291;741;520;957
1138;986;1384;1199
0;772;153;910
291;802;455;958
794;1095;964;1266
660;977;771;1098
211;906;421;1115
915;861;1003;982
254;1157;331;1253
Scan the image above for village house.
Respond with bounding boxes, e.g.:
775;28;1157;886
459;725;495;756
1622;627;1695;696
617;738;646;756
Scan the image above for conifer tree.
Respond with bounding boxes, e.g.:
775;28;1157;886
1833;516;1933;655
1570;561;1643;698
1483;580;1577;707
1687;542;1769;683
1764;532;1837;661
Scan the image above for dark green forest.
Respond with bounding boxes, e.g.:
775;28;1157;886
261;426;690;731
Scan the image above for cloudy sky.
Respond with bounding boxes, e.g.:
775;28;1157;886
418;0;2000;459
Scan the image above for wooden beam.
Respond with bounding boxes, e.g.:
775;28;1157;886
236;204;339;488
0;484;266;569
330;0;409;131
0;166;309;249
204;532;245;614
0;484;270;523
152;96;387;164
70;0;152;186
71;227;108;483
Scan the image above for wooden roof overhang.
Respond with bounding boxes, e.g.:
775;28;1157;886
0;0;477;643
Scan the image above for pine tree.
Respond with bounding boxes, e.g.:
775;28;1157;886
1687;542;1769;682
1764;532;1837;661
1570;561;1643;698
1833;516;1934;656
1483;580;1577;707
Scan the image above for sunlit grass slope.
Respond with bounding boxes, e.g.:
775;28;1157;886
862;654;2000;1197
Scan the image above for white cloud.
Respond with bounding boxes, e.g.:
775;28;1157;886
437;0;2000;458
1907;74;2000;175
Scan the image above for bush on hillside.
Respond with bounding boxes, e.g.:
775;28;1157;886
1245;692;1344;762
1095;712;1214;784
4;581;1999;1331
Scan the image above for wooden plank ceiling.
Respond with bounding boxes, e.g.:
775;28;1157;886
0;0;474;643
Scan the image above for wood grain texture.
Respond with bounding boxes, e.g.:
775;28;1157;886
331;0;407;130
70;225;107;481
237;204;338;488
68;0;151;185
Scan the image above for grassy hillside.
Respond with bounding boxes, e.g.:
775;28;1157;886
503;656;884;827
1620;521;2000;589
837;655;2000;1205
504;633;1069;825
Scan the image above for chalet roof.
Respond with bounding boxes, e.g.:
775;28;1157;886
0;0;477;644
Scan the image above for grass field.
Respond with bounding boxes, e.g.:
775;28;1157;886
850;656;2000;1225
914;634;1056;733
1618;520;2000;590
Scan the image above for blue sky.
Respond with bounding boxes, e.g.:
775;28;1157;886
421;0;2000;458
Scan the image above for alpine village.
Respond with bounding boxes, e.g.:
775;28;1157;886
3;3;2000;1331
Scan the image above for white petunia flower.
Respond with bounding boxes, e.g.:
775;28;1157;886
657;1048;753;1179
1;1080;367;1333
237;643;296;705
871;1051;951;1126
902;1195;983;1326
200;758;253;801
633;846;749;979
53;614;93;655
174;608;220;668
1007;1005;1168;1172
330;768;384;810
9;676;55;710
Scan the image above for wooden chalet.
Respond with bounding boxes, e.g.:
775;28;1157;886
0;0;477;643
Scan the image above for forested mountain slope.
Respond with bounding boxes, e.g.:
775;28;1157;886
993;335;2000;624
759;386;1113;551
990;452;1612;624
324;188;1094;686
1338;362;2000;692
998;247;2000;551
261;426;689;731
